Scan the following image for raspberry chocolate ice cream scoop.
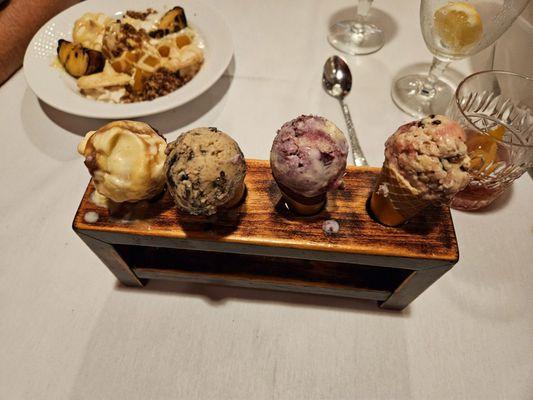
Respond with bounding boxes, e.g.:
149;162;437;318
270;115;348;215
77;120;167;203
370;115;471;226
165;127;246;216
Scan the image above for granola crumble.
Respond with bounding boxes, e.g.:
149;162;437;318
122;68;193;102
125;8;156;21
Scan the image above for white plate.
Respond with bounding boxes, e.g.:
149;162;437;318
23;0;233;119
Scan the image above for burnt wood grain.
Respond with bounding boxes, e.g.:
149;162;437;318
73;160;459;267
72;160;460;310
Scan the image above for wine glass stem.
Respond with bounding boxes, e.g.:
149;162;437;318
421;57;451;98
357;0;373;21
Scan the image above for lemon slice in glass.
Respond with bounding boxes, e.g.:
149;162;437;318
434;2;483;52
467;125;505;172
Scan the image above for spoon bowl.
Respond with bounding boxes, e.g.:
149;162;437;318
322;56;367;166
322;56;352;99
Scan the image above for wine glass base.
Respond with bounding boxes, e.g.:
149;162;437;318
328;20;384;55
451;196;496;211
391;73;454;118
451;183;507;211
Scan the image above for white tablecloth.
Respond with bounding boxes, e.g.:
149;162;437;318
1;1;532;399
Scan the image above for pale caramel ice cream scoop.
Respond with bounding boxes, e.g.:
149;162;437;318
77;120;167;203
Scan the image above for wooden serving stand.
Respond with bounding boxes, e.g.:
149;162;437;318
72;159;459;310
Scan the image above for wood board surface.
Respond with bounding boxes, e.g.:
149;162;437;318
73;159;458;269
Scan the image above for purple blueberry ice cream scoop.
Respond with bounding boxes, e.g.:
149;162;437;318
270;115;348;198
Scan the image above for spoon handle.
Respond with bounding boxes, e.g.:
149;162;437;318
340;99;368;166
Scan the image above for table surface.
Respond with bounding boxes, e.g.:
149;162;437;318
1;1;532;399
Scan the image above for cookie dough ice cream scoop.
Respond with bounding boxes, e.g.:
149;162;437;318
270;115;348;215
165;127;246;216
370;115;471;226
77;120;167;203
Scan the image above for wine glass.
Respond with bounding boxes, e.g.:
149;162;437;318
447;70;533;210
391;0;531;118
328;0;384;55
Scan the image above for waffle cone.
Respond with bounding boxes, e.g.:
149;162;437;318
274;180;326;216
370;161;432;226
282;192;325;215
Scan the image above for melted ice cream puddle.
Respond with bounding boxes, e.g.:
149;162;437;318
322;219;339;235
90;190;110;209
84;211;99;223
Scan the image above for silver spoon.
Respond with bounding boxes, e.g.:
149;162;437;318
322;56;368;166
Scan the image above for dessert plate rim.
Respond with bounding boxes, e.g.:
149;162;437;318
23;0;233;119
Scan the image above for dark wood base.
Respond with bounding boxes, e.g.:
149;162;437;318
73;160;459;310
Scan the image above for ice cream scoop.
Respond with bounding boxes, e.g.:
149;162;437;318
370;115;471;226
164;127;246;216
270;115;348;215
77;120;167;203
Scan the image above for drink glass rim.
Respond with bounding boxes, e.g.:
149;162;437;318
454;70;533;149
